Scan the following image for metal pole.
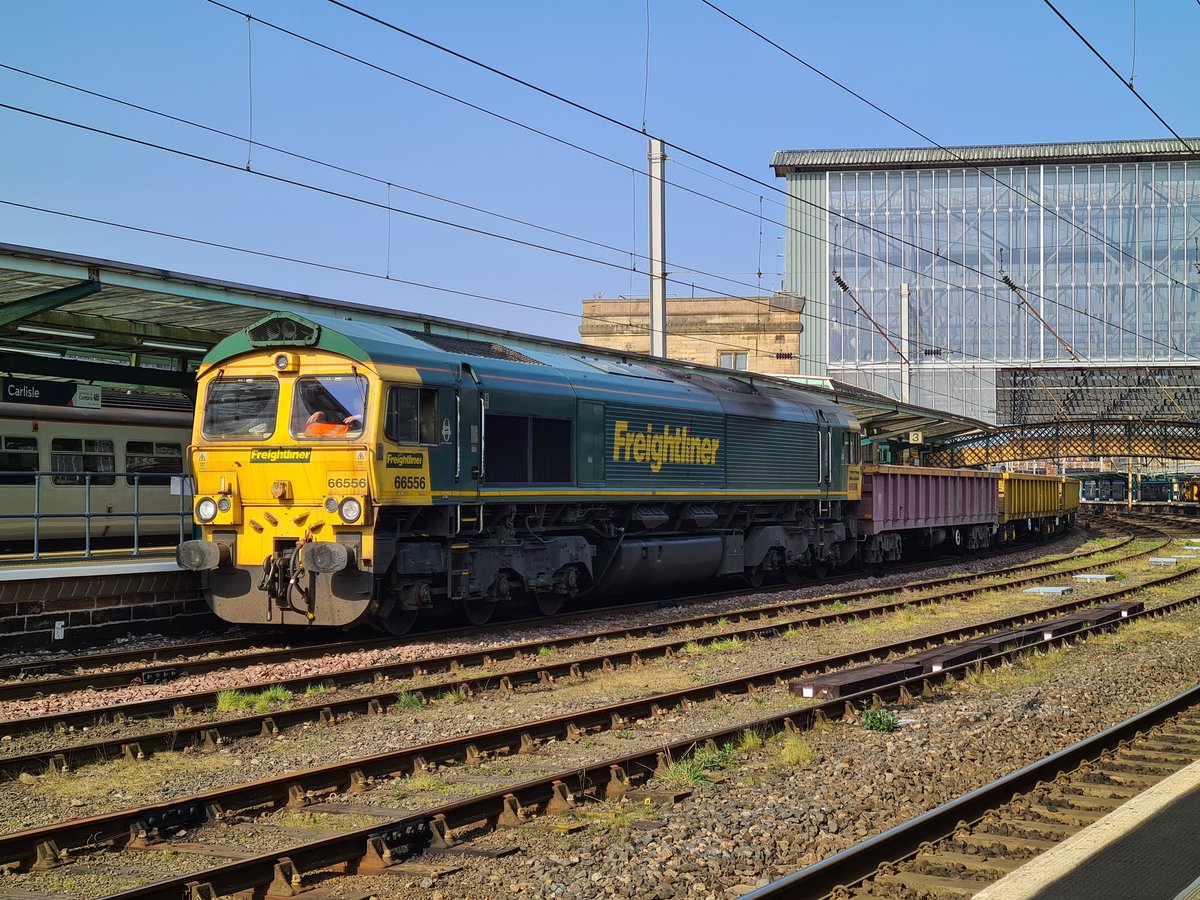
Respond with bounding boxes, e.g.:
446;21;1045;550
900;282;911;404
648;138;667;358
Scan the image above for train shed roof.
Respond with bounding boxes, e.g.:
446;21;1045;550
0;243;989;443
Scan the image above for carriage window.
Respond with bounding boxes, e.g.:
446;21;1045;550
291;375;368;440
126;441;183;486
203;376;278;439
52;438;115;486
0;436;38;486
384;386;438;444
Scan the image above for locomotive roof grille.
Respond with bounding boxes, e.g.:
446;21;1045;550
401;330;544;365
248;316;319;346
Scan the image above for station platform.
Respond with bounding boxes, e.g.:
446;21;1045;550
975;758;1200;900
0;552;180;582
0;551;210;649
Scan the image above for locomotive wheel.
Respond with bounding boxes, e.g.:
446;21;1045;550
533;593;565;617
378;608;418;636
783;564;804;584
811;560;831;579
458;597;496;626
744;565;767;588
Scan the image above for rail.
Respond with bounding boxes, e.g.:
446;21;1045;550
0;469;193;560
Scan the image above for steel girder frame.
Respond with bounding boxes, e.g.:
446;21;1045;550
923;420;1200;467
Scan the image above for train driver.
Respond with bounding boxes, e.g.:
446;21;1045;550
304;410;362;439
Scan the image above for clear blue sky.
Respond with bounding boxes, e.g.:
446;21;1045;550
1;0;1195;343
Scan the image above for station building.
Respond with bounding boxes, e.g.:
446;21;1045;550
578;294;805;378
772;138;1200;424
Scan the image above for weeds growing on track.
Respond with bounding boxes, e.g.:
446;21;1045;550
775;734;817;768
860;707;900;732
215;685;294;714
394;691;425;709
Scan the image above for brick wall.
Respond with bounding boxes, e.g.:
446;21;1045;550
0;569;219;649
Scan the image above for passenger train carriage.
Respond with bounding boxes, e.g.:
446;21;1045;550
0;393;191;548
178;312;1077;633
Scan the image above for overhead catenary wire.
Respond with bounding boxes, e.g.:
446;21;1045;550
189;0;1198;382
0;97;1069;414
302;0;1200;379
0;58;1177;415
698;0;1194;295
5;7;1191;403
1042;0;1194;150
307;0;1200;416
317;0;1200;305
0;196;1001;416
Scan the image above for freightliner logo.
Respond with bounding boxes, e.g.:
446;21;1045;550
385;451;424;468
249;448;312;463
612;420;721;472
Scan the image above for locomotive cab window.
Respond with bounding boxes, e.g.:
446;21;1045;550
52;438;115;486
291;375;368;440
126;442;183;486
484;414;572;484
843;432;860;464
384;386;439;444
0;436;38;486
203;376;278;439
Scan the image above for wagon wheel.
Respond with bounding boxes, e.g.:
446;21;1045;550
811;559;831;580
458;596;496;627
744;565;767;589
377;607;418;636
953;527;969;556
783;564;805;584
533;593;565;617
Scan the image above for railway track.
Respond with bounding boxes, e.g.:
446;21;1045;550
0;528;1142;713
0;527;1128;702
745;686;1200;899
3;552;1189;780
2;538;1197;897
0;530;1153;749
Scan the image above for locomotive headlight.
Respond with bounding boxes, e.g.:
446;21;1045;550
338;497;363;524
217;496;232;513
196;497;218;523
273;352;298;372
324;496;339;513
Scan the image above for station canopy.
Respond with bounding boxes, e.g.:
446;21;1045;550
0;244;988;443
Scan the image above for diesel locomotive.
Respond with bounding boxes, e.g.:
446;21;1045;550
177;312;1077;634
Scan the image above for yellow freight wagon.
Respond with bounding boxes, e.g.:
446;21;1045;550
997;472;1076;541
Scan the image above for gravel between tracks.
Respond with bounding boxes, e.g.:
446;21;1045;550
0;532;1098;726
5;586;1198;899
336;603;1200;899
10;528;1193;900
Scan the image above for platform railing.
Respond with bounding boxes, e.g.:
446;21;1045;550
0;470;194;560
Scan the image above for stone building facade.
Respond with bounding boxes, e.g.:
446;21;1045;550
578;295;805;378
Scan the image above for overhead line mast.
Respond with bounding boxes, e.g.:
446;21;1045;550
649;138;667;359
